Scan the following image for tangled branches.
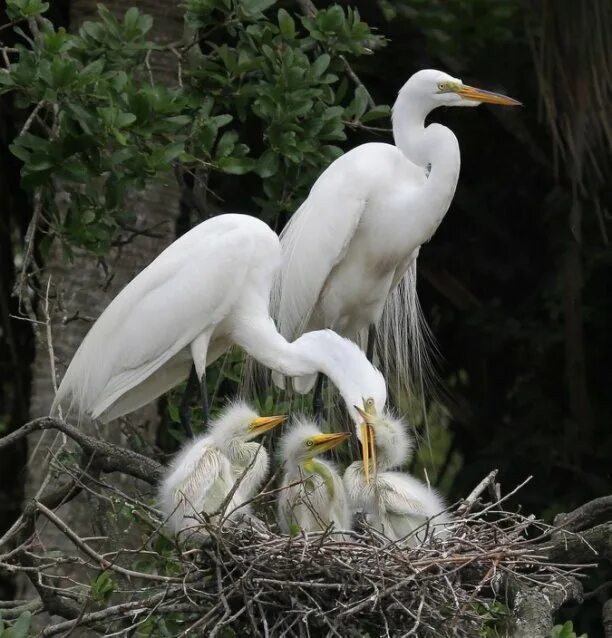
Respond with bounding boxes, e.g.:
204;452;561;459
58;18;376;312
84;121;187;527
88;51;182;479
0;418;599;638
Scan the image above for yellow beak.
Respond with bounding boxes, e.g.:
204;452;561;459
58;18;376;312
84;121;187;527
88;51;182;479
354;405;376;485
250;414;287;435
310;432;351;455
456;85;521;106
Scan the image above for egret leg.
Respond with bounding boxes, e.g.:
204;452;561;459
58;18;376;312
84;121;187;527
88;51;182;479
179;364;198;439
313;373;325;423
366;324;376;361
199;371;210;427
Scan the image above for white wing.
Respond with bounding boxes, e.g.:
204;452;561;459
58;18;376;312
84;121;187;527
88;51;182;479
158;438;235;536
274;142;425;341
378;472;448;543
274;148;370;341
278;470;330;534
52;214;267;421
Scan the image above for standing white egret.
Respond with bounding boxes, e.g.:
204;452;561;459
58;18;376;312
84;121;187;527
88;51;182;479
158;402;285;536
277;419;351;536
51;214;388;434
344;405;449;545
273;69;520;408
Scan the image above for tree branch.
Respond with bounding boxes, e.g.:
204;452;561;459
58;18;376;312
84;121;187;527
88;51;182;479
508;574;583;638
554;495;612;533
0;417;162;484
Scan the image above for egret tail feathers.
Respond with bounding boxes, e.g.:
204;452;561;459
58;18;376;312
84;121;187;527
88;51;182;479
378;259;439;410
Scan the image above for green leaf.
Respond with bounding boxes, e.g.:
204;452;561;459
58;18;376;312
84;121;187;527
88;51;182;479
319;5;345;32
311;53;330;78
217;156;255;175
6;610;32;638
278;9;295;39
352;85;369;120
361;104;391;122
211;114;232;129
115;112;137;128
241;0;277;16
158;142;185;165
90;570;115;602
216;130;238;158
255;149;280;178
168;403;180;424
81;210;96;224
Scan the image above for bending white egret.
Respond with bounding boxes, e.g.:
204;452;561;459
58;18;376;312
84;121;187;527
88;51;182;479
277;419;351;536
273;69;520;407
51;214;387;433
158;402;285;536
344;405;449;545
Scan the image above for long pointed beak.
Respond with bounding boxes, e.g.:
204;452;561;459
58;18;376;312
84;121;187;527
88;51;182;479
361;422;370;484
359;422;376;485
310;432;351;455
456;85;521;106
250;414;287;434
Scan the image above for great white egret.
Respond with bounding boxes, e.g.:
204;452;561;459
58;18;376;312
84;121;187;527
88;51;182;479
344;405;449;545
277;418;351;536
158;402;286;536
51;214;387;433
273;69;520;409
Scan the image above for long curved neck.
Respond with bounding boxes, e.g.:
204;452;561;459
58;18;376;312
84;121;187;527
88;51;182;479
303;458;335;497
392;89;461;233
233;313;370;419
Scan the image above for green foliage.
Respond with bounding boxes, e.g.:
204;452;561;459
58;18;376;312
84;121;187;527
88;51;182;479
475;601;511;637
1;1;388;254
90;570;115;603
550;621;587;638
184;0;387;217
0;611;32;638
1;5;198;253
6;0;49;21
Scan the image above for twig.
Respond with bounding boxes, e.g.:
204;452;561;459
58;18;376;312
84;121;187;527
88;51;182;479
36;501;179;582
13;187;42;322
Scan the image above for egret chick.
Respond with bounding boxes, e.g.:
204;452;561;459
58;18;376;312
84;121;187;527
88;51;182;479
158;402;286;537
278;419;351;536
344;405;448;545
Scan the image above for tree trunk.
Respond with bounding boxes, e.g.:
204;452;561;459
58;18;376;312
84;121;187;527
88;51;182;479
20;0;184;623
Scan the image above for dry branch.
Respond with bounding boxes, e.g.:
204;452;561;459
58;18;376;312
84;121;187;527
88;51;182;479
0;417;162;484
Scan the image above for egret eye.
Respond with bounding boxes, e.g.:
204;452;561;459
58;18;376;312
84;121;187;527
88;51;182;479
366;398;374;408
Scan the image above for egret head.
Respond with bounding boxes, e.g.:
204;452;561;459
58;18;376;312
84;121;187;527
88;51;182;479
398;69;521;111
279;419;351;465
353;405;414;484
209;402;287;443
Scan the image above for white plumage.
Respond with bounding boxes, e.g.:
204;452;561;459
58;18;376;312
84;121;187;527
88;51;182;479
273;69;520;396
158;402;284;536
51;213;387;427
344;409;449;545
277;419;351;536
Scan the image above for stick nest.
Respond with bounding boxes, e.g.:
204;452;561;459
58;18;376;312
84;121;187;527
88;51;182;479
169;478;578;637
